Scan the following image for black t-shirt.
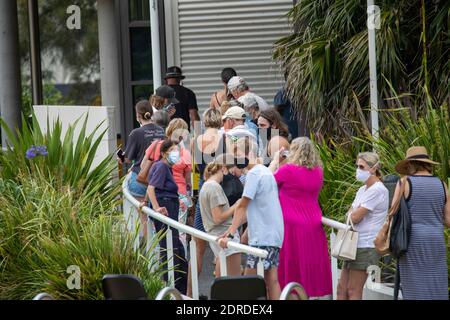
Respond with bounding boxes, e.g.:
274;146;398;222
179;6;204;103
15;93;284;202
170;84;198;130
124;123;165;174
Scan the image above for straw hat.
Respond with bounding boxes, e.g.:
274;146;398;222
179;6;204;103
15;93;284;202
395;146;439;175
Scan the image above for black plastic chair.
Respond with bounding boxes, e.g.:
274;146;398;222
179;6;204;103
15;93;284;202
210;275;267;300
102;274;147;300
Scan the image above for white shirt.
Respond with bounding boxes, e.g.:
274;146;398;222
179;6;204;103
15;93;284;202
350;181;389;248
238;92;270;111
226;125;257;142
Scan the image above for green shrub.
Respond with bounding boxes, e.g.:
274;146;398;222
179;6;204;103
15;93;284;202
0;176;165;300
0;114;167;299
317;99;450;286
0;114;119;206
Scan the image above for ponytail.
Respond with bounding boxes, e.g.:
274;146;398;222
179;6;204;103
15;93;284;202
204;162;223;181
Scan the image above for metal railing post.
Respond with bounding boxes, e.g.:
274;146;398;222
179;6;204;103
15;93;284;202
166;227;175;288
257;260;264;277
189;240;199;300
218;250;227;277
330;231;338;300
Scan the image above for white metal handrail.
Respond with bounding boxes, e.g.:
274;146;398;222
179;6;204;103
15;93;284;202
122;176;268;300
279;282;309;300
123;175;395;300
155;287;184;300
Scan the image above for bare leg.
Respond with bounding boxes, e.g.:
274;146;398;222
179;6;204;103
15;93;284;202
264;268;281;300
215;253;242;277
337;267;350;300
348;269;368;300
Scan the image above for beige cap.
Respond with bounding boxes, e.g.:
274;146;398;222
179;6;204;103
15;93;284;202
222;106;246;120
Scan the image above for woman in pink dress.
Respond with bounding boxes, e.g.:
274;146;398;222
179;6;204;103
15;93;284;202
269;137;332;298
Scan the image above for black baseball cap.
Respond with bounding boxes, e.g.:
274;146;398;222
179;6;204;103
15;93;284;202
155;85;179;104
164;66;185;80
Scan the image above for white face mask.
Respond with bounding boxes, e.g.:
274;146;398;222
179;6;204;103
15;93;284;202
356;168;371;183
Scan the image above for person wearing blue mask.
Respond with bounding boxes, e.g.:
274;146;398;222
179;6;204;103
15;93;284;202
146;139;187;294
238;94;259;140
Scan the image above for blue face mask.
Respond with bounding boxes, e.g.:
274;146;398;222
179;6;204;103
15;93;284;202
167;151;180;165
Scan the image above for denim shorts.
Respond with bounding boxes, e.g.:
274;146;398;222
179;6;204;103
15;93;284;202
246;246;280;270
128;171;147;198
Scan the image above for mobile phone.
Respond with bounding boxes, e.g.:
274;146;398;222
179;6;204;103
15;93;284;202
116;149;125;162
164;104;176;112
282;151;290;158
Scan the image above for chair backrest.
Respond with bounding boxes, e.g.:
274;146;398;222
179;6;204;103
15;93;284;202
210;275;267;300
102;274;147;300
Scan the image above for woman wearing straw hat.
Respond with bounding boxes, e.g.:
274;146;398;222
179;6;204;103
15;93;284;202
392;146;450;300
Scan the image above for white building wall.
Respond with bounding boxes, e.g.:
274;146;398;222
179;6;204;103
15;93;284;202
165;0;293;113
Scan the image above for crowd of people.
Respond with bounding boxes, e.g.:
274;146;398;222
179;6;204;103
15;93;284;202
119;66;450;300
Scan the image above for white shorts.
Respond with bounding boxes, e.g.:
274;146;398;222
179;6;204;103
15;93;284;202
210;232;241;258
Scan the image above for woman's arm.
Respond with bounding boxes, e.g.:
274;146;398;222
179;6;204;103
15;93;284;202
147;186;168;216
443;183;450;228
350;207;370;224
211;200;240;225
224;198;249;236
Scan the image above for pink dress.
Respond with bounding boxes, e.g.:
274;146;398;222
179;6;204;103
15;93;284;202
274;164;332;297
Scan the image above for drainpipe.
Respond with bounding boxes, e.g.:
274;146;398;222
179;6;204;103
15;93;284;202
28;0;43;106
149;0;162;90
0;0;22;146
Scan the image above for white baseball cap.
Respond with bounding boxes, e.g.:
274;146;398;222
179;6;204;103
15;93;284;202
227;76;247;91
222;106;246;120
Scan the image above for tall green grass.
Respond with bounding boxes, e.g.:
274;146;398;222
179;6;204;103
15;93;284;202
316;98;450;286
0;174;165;300
0;114;166;299
0;114;119;205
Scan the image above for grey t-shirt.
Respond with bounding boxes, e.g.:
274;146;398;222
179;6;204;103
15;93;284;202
199;180;231;236
243;164;284;247
124;123;165;174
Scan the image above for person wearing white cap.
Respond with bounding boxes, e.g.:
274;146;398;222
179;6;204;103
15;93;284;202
227;76;270;111
222;106;257;143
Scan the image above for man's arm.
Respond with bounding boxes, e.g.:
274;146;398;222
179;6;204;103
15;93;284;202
189;109;200;129
226;197;249;236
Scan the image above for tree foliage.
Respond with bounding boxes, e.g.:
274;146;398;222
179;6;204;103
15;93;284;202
18;0;100;84
274;0;450;140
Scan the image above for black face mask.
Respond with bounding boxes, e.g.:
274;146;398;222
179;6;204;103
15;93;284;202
234;157;249;169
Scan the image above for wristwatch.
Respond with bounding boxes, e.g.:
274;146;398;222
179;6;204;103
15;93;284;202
227;233;234;239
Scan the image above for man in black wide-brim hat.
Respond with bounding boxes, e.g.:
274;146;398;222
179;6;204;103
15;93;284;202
164;66;200;131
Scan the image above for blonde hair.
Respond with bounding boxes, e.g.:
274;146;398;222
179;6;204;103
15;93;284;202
232;136;258;159
287;137;322;169
150;95;166;109
166;118;188;143
214;153;236;169
204;162;225;180
220;101;231;116
358;152;382;177
203;108;222;129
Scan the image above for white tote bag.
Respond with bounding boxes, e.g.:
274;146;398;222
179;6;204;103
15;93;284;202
331;214;359;261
